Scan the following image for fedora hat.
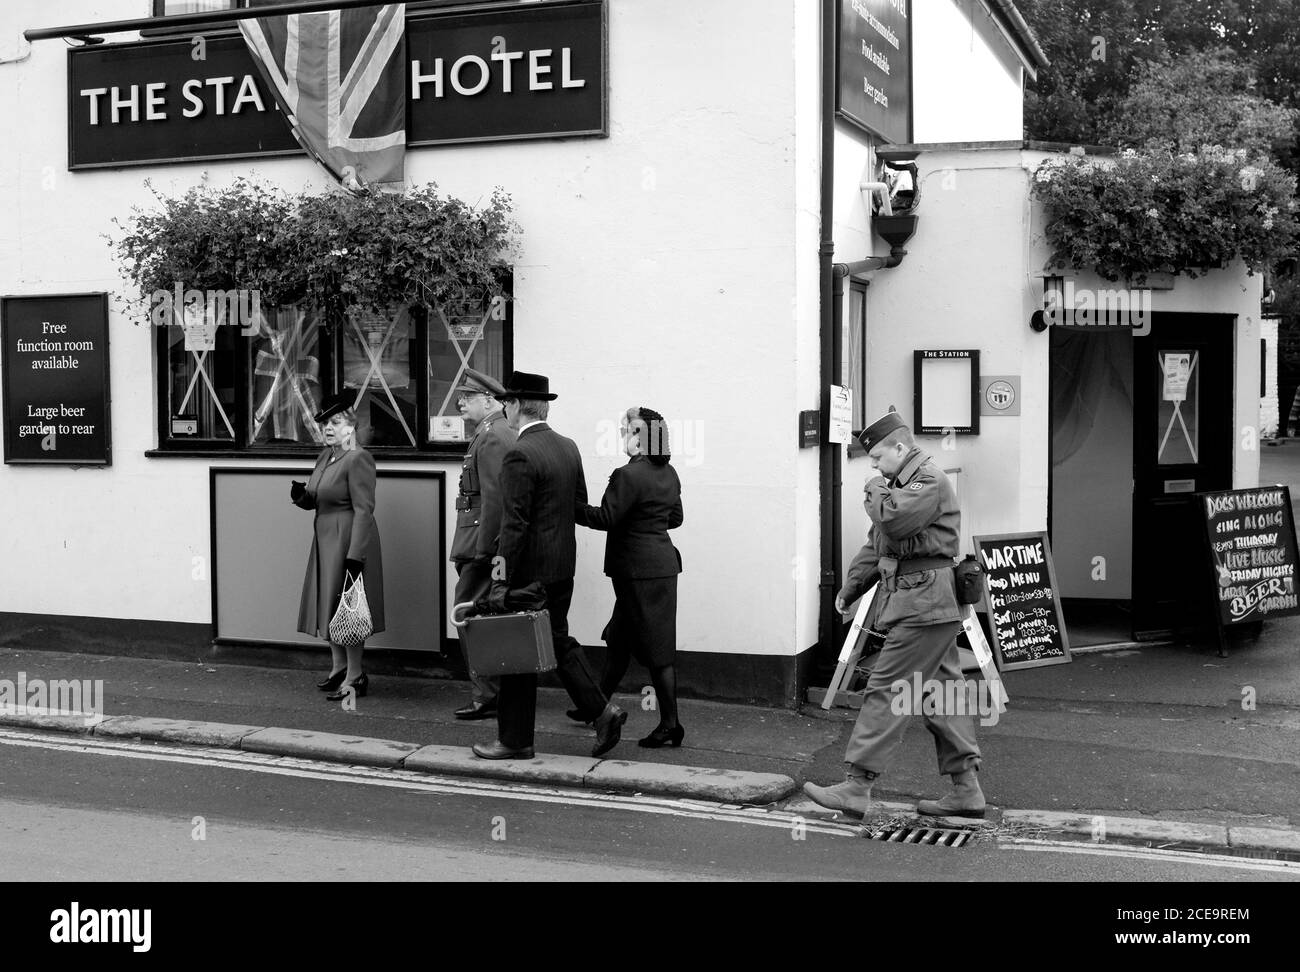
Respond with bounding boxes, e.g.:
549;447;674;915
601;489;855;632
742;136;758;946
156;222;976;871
313;391;359;423
499;370;558;401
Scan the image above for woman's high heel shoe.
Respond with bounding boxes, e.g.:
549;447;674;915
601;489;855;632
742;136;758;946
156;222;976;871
317;669;347;692
637;724;684;748
326;672;368;701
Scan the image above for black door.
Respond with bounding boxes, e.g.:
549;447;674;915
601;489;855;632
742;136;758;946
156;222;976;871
1132;314;1235;636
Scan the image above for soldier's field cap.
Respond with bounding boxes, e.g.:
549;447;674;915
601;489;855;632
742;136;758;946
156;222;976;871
455;367;507;397
858;409;908;451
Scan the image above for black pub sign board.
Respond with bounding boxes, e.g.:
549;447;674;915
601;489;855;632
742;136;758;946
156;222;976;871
68;0;607;169
1201;486;1300;626
1;294;112;466
974;531;1071;671
836;0;911;144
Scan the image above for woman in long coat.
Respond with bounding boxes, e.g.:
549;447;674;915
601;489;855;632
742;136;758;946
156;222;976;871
577;406;684;747
291;394;385;700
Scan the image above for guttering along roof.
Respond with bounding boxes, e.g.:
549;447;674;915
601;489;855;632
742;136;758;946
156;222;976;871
981;0;1051;80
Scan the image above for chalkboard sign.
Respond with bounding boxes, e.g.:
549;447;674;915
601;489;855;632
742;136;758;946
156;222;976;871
973;531;1071;671
1;293;112;466
1201;486;1300;626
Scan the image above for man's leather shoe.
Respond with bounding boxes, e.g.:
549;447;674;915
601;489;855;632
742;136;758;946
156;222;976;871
591;703;627;757
454;700;498;720
472;740;535;760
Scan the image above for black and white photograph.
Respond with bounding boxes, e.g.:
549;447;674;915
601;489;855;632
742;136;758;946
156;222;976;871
0;0;1295;945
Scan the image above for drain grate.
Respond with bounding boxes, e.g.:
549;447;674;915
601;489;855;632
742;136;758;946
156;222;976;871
864;825;972;847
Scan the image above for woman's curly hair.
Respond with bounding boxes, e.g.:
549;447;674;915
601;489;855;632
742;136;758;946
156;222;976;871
633;406;671;466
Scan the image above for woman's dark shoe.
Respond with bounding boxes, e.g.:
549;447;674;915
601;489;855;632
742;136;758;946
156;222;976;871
326;672;368;701
317;669;347;692
638;724;684;749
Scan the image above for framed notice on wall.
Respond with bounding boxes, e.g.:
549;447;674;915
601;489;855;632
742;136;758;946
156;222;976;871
914;349;979;435
1;293;112;466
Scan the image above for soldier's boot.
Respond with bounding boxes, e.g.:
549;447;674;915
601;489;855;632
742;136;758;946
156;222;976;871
803;767;878;817
916;768;986;819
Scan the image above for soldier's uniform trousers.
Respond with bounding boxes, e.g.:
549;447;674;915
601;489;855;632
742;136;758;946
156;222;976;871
453;559;499;706
843;620;982;776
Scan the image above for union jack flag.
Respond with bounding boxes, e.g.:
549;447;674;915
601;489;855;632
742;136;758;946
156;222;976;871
240;3;406;188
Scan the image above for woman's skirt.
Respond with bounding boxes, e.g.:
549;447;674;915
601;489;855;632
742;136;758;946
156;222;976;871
297;510;386;638
601;575;677;668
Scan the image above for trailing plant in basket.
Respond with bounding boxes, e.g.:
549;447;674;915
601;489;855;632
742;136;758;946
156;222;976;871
1031;146;1300;284
110;177;302;320
296;184;518;318
110;178;519;323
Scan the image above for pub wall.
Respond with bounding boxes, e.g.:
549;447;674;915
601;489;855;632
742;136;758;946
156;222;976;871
852;146;1263;567
0;0;812;658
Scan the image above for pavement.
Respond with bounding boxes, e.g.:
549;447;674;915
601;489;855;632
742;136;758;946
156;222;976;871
2;440;1297;860
3;624;1300;856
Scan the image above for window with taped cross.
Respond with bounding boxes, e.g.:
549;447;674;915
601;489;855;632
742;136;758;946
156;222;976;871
153;286;511;457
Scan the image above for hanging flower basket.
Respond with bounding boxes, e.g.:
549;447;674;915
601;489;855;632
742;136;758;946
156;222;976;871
110;179;520;327
1031;147;1300;285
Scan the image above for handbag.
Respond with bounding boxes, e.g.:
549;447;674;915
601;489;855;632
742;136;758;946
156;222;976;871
329;572;374;647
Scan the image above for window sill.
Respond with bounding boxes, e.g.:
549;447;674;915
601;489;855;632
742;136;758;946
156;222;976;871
145;446;468;461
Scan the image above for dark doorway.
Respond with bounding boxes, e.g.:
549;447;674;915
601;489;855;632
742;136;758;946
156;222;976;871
1132;314;1235;636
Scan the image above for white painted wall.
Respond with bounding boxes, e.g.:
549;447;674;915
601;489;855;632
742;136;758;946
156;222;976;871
0;0;813;660
832;0;1028;571
832;122;879;580
840;145;1263;576
792;0;825;655
911;0;1025;143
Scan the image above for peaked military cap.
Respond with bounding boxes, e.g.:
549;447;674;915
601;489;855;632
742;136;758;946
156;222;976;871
455;367;507;397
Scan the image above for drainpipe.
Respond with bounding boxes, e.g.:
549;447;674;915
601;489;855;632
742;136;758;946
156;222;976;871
817;2;912;682
816;0;840;678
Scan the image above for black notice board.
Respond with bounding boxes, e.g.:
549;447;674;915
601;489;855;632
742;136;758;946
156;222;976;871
1201;486;1300;626
974;531;1071;671
67;0;608;169
1;293;112;466
835;0;912;144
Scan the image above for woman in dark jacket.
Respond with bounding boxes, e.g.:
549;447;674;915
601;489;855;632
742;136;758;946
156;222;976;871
577;406;684;747
291;393;385;701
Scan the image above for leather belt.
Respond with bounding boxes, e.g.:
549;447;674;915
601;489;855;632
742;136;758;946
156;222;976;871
455;495;482;512
897;556;955;574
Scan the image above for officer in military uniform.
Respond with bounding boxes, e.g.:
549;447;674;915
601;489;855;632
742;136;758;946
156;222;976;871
804;410;986;818
449;368;517;720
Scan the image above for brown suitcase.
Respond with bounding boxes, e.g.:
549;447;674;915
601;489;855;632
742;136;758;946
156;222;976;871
452;602;557;676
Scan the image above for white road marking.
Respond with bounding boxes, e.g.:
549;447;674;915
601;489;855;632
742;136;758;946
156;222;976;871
1002;837;1300;874
0;727;859;837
